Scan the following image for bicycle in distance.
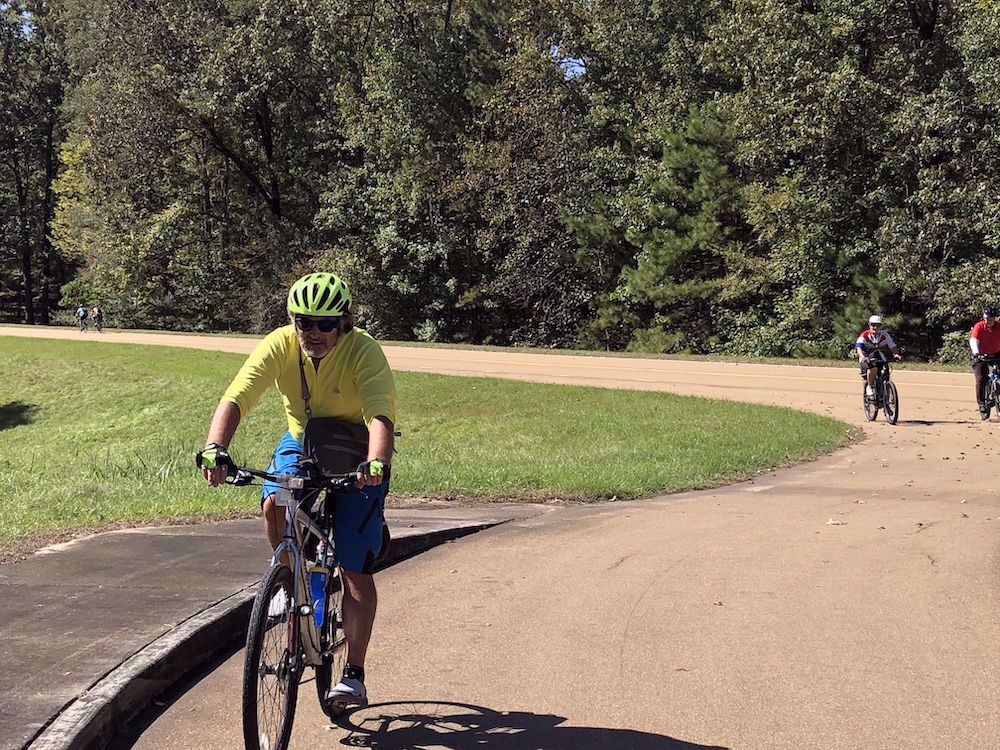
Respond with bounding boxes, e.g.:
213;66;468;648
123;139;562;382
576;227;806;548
195;451;359;750
977;354;1000;420
862;348;900;424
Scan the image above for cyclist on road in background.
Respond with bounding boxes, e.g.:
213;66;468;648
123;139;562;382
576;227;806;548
75;304;88;332
855;315;902;399
91;306;103;332
969;305;1000;420
199;272;396;708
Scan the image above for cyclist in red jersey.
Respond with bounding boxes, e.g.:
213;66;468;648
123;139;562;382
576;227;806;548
970;305;1000;420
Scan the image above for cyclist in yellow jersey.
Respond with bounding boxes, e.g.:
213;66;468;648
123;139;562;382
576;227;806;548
199;272;395;707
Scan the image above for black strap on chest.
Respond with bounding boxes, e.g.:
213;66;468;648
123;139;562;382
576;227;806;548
298;349;314;419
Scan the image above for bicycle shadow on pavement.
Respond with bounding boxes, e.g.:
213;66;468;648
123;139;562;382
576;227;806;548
336;700;728;750
0;401;40;431
896;419;974;426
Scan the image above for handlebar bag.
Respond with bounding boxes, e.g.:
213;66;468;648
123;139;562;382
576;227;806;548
303;417;369;474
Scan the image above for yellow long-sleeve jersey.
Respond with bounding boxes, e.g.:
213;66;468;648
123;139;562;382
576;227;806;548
221;324;396;442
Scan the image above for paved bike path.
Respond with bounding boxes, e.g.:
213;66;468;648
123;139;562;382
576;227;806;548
1;507;549;750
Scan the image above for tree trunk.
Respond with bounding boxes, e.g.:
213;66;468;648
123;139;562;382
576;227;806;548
11;155;35;324
39;108;56;325
255;95;282;220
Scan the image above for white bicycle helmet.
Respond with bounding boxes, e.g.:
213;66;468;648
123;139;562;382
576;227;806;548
868;314;883;325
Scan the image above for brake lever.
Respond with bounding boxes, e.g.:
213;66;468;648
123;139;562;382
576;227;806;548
227;468;255;486
326;475;359;491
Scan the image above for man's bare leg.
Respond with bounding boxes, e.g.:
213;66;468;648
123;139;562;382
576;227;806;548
341;569;377;667
262;494;290;567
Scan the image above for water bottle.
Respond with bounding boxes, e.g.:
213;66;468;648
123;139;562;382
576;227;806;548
308;555;329;629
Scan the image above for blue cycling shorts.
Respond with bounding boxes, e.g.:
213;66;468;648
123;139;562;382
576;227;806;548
261;431;389;574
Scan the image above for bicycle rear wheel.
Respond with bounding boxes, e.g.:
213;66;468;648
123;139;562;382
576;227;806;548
883;381;899;424
315;568;348;718
243;563;300;750
863;384;878;421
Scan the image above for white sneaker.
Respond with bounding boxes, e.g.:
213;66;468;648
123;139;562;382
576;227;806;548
865;385;874;397
326;676;367;706
267;589;288;618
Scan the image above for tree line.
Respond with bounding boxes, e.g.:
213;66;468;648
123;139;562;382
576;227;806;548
3;0;999;361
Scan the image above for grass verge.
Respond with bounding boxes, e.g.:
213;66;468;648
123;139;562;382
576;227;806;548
0;336;856;558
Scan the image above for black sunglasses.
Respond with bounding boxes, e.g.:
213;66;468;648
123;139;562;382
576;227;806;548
294;316;341;333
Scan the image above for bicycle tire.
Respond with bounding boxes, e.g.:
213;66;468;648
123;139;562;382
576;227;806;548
863;384;878;421
883;381;899;424
242;563;300;750
315;569;347;719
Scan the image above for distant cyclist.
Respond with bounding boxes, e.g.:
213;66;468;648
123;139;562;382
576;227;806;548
969;305;1000;420
91;306;103;333
75;304;88;332
855;315;902;399
199;272;395;708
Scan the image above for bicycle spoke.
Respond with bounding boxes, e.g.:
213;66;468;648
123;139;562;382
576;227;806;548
244;565;299;750
259;633;290;738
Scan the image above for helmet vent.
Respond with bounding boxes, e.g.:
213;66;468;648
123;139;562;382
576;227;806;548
315;286;332;311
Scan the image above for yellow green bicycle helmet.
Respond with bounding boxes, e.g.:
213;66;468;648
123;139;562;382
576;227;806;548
286;273;352;317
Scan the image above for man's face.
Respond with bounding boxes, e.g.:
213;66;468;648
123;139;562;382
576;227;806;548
986;316;996;327
292;315;341;358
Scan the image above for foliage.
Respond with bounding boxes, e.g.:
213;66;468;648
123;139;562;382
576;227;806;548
3;0;1000;360
0;1;73;323
935;330;972;364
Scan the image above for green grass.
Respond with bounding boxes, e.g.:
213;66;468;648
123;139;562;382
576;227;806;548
0;336;856;552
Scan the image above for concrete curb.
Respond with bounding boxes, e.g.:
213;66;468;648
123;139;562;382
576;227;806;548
26;523;495;750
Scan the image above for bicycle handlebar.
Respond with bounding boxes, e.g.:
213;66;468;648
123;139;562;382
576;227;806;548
194;451;359;492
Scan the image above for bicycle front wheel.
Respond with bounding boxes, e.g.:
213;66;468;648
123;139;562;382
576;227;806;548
883;382;899;424
243;563;300;750
863;384;878;421
315;568;347;718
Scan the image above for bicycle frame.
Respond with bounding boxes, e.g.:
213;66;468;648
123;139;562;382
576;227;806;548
270;484;337;667
980;357;1000;409
877;360;892;390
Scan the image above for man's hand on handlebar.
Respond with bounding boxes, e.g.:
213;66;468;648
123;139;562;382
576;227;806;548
197;443;232;487
355;459;386;488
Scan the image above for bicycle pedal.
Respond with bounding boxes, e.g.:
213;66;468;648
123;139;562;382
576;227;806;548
330;694;368;708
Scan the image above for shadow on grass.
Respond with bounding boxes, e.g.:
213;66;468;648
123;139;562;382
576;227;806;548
0;401;40;430
336;700;729;749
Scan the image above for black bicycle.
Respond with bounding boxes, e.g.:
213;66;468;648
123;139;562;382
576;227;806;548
195;452;358;750
978;354;1000;419
862;350;900;424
